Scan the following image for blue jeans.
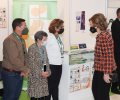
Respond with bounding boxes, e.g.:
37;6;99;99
2;69;23;100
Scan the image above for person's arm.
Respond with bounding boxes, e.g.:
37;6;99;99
101;34;116;83
101;35;114;74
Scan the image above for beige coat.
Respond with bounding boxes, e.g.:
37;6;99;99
2;33;28;71
27;43;51;98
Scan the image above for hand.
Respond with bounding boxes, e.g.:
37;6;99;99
20;72;25;76
21;69;30;77
113;66;117;71
41;72;49;78
103;73;111;83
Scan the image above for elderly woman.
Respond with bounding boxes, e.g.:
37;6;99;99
89;13;116;100
27;31;51;100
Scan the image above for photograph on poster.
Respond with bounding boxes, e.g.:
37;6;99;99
70;63;93;93
80;11;85;30
75;11;85;32
0;8;7;28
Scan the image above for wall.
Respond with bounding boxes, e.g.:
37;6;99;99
107;0;120;22
0;0;115;59
69;0;107;50
57;0;71;51
58;0;107;51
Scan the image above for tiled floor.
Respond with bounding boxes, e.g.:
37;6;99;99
110;94;120;100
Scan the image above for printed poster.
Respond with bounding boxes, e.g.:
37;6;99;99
76;11;85;32
70;63;93;93
0;8;7;28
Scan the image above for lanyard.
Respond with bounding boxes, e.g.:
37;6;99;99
13;32;21;42
13;32;25;45
57;36;64;55
13;32;26;54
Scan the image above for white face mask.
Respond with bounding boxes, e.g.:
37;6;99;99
43;41;47;46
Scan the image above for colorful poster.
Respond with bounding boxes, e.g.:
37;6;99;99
0;8;7;28
70;63;93;93
80;11;85;30
75;11;85;32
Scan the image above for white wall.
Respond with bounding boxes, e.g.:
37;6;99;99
57;0;108;51
107;0;120;21
108;0;120;8
107;0;120;31
69;0;107;50
57;0;71;51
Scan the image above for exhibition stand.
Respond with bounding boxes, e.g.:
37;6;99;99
59;49;94;100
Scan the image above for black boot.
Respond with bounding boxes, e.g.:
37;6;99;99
111;82;120;94
111;88;120;94
0;89;3;96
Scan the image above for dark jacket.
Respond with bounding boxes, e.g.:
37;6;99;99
111;18;120;68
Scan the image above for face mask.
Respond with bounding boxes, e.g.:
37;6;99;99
89;27;97;33
58;28;64;34
43;41;47;46
22;27;29;35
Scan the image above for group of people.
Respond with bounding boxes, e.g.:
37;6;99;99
1;18;64;100
1;8;120;100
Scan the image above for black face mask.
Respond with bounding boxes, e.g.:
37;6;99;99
22;27;29;35
58;28;64;34
89;27;97;33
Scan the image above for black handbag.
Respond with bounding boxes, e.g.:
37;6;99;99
111;71;118;83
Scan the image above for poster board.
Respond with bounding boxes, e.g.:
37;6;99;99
0;0;9;61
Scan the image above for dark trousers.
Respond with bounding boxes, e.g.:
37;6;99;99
31;97;47;100
92;71;111;100
46;65;62;100
2;69;23;100
118;71;120;87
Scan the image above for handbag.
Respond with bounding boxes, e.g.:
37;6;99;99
111;71;118;83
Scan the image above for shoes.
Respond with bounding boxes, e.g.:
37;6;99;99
119;86;120;90
111;88;120;94
0;89;3;96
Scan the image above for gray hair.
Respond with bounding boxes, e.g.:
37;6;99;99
34;31;48;42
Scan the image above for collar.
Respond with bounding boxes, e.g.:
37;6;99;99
13;32;23;43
